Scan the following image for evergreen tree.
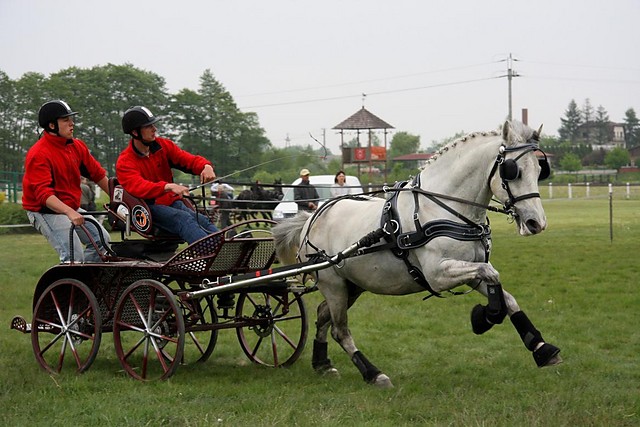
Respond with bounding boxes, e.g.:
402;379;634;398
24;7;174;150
594;105;610;145
623;108;640;148
558;99;582;143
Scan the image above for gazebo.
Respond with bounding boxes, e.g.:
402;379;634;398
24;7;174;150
333;107;394;181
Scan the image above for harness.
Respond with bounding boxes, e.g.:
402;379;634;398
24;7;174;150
377;176;492;299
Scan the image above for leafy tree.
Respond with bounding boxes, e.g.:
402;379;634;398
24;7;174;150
388;131;420;160
623;108;640;148
604;147;630;170
559;153;581;172
558;100;582;143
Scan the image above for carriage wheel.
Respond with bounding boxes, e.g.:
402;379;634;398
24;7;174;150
179;295;218;364
113;279;185;381
235;289;307;367
31;278;102;375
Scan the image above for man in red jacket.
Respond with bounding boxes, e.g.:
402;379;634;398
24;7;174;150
115;106;218;244
23;100;111;263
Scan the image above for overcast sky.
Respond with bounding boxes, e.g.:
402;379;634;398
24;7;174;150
1;0;639;154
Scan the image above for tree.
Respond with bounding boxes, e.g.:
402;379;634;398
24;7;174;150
558;100;582;143
388;131;420;160
623;108;640;148
604;147;630;170
559;153;581;172
594;105;610;145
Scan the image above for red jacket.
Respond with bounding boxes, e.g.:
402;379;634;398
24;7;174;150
116;137;213;206
22;133;106;212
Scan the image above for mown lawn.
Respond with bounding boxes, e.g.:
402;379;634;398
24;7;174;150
0;198;638;426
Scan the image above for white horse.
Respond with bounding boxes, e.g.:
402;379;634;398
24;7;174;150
273;120;561;388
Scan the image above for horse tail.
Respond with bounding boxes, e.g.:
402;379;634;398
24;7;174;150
272;212;311;264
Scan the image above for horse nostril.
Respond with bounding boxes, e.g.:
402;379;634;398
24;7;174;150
525;219;542;234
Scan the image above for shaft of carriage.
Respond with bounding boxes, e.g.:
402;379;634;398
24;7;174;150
182;228;385;300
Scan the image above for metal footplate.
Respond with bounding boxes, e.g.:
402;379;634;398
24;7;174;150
10;316;31;334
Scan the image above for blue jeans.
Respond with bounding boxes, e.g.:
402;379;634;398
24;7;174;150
149;200;218;244
27;210;111;263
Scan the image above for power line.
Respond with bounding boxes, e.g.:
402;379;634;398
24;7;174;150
235;61;499;99
239;76;500;110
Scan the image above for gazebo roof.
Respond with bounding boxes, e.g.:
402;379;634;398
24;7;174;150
333;107;394;130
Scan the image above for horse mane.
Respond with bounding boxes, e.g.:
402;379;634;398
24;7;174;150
422;120;537;170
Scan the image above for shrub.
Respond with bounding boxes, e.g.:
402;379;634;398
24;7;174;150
0;203;33;234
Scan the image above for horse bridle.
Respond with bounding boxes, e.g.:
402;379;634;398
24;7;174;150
487;142;550;213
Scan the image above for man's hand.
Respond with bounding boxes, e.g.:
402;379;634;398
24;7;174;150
200;164;216;184
67;210;85;226
165;183;190;197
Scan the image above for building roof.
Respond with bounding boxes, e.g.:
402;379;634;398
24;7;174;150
333;107;394;130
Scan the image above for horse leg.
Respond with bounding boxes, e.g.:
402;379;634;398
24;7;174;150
321;282;392;388
471;283;562;367
312;300;339;376
312;285;364;377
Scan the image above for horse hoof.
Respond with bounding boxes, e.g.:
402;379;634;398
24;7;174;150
316;366;340;378
371;374;394;389
533;343;562;367
322;367;341;378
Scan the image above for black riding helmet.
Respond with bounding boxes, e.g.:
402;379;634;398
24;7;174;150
38;100;78;134
122;106;161;140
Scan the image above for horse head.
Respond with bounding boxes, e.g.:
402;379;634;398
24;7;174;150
488;120;548;235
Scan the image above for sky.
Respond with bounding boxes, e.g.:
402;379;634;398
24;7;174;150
1;0;639;155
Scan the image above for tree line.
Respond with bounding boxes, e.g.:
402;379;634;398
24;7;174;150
540;98;639;170
0;64;330;184
1;64;637;184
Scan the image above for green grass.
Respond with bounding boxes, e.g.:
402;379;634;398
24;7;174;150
1;199;639;426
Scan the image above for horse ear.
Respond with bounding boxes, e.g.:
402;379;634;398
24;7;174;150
537;124;543;136
502;120;511;143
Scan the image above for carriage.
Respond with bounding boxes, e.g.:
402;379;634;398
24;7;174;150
10;178;319;381
11;120;561;386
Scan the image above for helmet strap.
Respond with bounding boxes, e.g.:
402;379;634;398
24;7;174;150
47;121;60;136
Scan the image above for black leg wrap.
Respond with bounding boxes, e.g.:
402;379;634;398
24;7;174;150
485;284;507;324
351;351;381;383
510;311;543;352
533;343;561;367
311;340;333;372
471;304;494;335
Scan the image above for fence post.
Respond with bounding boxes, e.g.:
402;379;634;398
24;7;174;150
627;182;630;199
548;182;553;199
568;183;572;199
609;183;613;243
586;182;590;198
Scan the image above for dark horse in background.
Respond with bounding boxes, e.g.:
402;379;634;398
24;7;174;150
234;179;284;222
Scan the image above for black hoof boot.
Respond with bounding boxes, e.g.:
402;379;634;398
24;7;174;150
533;343;561;367
471;304;494;335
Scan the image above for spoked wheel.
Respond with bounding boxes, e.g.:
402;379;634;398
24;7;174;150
113;279;185;381
31;278;102;375
179;295;218;364
236;288;307;367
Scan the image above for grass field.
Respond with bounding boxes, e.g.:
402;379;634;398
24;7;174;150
1;199;639;426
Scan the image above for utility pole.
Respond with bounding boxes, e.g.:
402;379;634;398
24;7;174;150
506;53;519;121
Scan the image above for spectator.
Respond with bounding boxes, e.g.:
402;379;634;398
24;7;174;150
116;106;218;244
80;177;97;211
22;100;111;263
330;170;357;198
294;168;319;211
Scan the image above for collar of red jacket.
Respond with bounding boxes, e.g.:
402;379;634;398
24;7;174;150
43;132;74;147
130;138;162;156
